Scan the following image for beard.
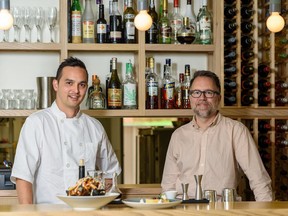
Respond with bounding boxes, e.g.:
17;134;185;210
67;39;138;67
192;100;219;118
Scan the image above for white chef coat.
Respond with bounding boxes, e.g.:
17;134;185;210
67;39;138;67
11;102;121;204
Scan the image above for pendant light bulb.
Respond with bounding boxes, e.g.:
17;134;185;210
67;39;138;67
266;12;285;33
0;0;13;30
134;0;152;31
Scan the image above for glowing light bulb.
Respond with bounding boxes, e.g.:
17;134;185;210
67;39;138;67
0;9;13;30
134;10;152;31
266;12;285;33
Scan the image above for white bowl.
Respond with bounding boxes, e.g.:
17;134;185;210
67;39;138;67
57;192;119;211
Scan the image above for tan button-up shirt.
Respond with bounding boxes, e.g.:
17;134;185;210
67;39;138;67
161;113;272;201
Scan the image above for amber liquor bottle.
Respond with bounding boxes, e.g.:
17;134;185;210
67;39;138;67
182;64;191;109
146;57;159;109
108;57;122;109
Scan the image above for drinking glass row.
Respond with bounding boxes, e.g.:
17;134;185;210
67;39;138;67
0;89;36;110
1;6;58;43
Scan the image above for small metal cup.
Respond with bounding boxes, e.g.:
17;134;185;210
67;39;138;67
203;190;217;202
222;188;236;202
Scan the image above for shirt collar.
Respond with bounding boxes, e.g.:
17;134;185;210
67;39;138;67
50;101;82;119
191;112;222;129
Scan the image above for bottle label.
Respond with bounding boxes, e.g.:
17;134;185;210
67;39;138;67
160;25;172;43
163;82;175;100
123;83;137;106
108;89;122;107
147;81;158;96
97;23;107;34
91;97;105;109
200;16;211;30
110;31;122;39
72;11;82;43
83;21;95;39
125;21;135;39
124;14;135;19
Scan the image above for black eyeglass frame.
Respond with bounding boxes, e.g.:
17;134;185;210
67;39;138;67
189;90;220;98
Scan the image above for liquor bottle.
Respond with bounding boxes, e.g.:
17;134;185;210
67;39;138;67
177;17;195;44
224;94;237;106
241;21;255;34
82;0;95;43
198;0;212;44
241;6;254;20
241;79;254;90
122;61;137;109
241;35;254;49
258;78;271;91
275;122;288;132
146;0;158;44
224;34;237;47
175;73;184;109
275;95;288;106
68;0;72;43
105;59;112;97
96;4;107;43
182;64;191;109
86;74;96;107
224;64;237;76
258;64;270;78
275;80;288;91
241;92;254;106
224;6;237;19
184;0;197;32
109;0;122;43
241;51;254;61
276;137;288;146
275;37;288;47
108;57;122;109
277;53;288;61
108;172;122;201
241;65;254;76
258;93;271;106
159;0;172;44
71;0;82;43
170;0;183;44
90;75;106;109
123;0;136;43
224;20;237;34
224;78;237;90
145;58;151;78
161;62;176;109
146;57;159;109
258;135;271;148
79;159;85;179
224;50;237;62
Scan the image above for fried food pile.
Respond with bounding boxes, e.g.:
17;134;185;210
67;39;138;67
67;176;105;196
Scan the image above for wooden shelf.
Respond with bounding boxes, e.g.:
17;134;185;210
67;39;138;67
0;42;61;51
67;43;140;52
145;44;215;52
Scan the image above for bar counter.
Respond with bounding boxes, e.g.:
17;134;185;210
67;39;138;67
0;201;288;216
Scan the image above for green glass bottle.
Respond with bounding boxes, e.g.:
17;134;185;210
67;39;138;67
158;0;171;44
146;0;158;44
71;0;82;43
198;0;212;44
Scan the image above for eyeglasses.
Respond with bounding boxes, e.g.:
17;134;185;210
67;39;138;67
189;90;220;98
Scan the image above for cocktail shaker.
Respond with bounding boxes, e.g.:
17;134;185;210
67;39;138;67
36;77;56;109
194;175;203;200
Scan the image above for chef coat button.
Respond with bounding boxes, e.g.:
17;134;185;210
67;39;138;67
66;163;70;168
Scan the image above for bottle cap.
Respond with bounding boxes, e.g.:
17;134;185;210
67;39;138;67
79;159;85;166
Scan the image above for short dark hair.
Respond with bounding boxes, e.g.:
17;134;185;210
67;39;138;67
55;57;88;81
190;70;221;93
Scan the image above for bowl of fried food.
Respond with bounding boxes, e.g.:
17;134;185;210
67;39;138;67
57;176;119;211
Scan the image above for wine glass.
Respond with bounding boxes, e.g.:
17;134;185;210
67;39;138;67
46;7;57;43
23;7;35;42
11;7;24;42
34;7;45;42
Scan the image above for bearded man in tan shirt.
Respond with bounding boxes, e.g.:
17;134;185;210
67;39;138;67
161;70;272;201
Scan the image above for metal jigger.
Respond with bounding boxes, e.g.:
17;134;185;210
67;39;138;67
181;183;189;200
194;175;203;200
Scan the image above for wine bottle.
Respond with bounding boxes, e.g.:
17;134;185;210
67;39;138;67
277;53;288;61
258;120;272;133
224;20;237;34
224;5;237;19
146;57;159;109
224;34;237;47
241;79;254;90
224;50;237;62
259;149;271;163
224;94;237;106
258;93;271;106
275;95;288;106
109;0;122;43
108;57;122;109
275;122;288;132
258;64;270;78
224;64;237;76
275;80;288;91
182;64;191;109
241;6;254;20
258;135;271;148
241;93;254;106
184;0;197;32
175;73;184;109
241;51;254;61
79;159;85;179
198;0;212;44
82;0;95;43
159;0;172;44
96;4;107;43
224;78;237;90
241;35;254;49
170;0;183;44
71;0;82;43
122;61;137;109
146;0;158;44
241;65;254;76
123;0;136;43
241;21;255;34
258;78;271;91
68;0;72;43
275;138;288;146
